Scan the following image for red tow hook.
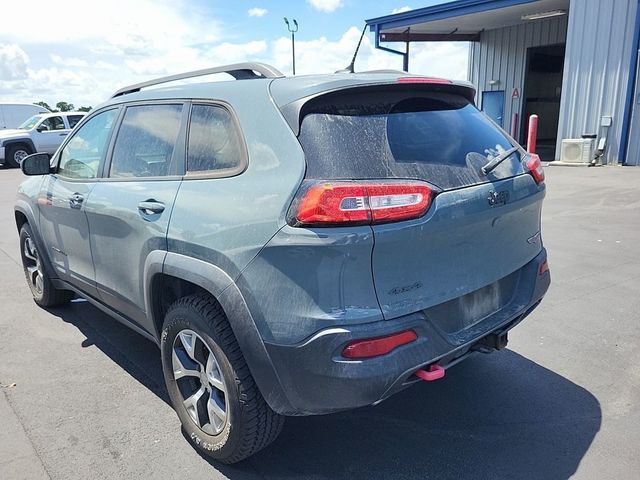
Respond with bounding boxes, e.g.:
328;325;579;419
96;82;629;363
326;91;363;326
415;364;445;382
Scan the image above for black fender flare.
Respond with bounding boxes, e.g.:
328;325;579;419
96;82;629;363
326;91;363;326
143;251;295;414
14;202;59;281
3;138;36;153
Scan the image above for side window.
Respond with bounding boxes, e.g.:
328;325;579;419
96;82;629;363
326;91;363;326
41;116;65;131
187;104;244;174
67;115;84;129
58;109;117;179
109;104;183;178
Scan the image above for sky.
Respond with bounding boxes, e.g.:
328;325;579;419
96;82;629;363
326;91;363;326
0;0;468;108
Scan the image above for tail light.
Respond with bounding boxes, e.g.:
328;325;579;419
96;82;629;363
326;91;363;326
342;330;417;359
290;181;434;227
525;153;545;184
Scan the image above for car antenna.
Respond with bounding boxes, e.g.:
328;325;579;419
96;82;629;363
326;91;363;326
335;23;367;74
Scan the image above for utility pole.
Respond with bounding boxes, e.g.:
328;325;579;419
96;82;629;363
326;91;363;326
283;17;298;75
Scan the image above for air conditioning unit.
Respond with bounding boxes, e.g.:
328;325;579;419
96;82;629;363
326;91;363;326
560;138;595;164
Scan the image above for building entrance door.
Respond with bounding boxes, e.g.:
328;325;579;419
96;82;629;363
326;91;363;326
482;90;505;127
521;44;566;160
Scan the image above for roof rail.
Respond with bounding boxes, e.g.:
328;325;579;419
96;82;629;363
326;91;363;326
111;62;284;98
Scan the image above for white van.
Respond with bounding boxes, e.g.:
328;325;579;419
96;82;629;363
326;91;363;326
0;103;50;129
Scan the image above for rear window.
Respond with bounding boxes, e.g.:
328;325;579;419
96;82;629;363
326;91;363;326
67;115;84;128
298;87;525;190
187;104;244;174
110;104;183;178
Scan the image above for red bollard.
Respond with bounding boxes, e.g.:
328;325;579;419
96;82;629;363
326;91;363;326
527;114;538;154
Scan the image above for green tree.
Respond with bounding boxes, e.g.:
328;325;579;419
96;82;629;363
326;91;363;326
35;101;53;111
34;100;90;112
55;101;75;112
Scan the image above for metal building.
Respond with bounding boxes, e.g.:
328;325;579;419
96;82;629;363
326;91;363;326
367;0;640;165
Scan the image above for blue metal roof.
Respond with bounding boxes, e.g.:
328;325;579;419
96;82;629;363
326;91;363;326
366;0;539;32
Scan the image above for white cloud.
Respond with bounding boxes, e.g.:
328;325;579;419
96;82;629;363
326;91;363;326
307;0;344;13
0;0;220;50
392;6;412;14
270;26;468;80
248;7;268;17
122;41;269;77
0;10;468;108
0;0;223;105
0;44;29;80
50;54;89;68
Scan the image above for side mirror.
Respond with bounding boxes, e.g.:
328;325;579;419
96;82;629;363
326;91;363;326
21;153;52;176
36;125;49;132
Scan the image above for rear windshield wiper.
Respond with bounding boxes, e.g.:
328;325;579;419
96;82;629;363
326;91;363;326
480;146;520;175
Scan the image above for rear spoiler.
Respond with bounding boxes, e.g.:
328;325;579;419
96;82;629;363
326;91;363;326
278;80;476;136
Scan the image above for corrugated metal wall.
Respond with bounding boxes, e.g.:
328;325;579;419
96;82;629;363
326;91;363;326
469;0;638;163
469;16;568;142
558;0;638;164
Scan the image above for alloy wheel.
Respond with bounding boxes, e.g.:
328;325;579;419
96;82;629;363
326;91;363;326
172;329;228;435
14;149;29;165
23;235;44;295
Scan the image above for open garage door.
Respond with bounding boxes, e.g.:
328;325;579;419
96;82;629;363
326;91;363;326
521;44;566;161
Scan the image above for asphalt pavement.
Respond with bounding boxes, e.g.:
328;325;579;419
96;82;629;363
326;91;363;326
0;164;639;479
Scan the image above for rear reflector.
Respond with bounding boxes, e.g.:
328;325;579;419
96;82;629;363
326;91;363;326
292;181;434;226
526;153;545;184
342;330;417;359
397;77;452;84
539;259;549;274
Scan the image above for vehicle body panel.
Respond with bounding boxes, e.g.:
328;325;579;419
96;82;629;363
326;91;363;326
269;73;475;108
236;225;382;344
265;251;549;415
86;180;181;329
0;103;49;129
372;174;544;319
33;125;70;154
168;81;306;282
37;174;98;297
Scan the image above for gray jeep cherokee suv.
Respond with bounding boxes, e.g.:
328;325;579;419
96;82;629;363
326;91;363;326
15;62;550;463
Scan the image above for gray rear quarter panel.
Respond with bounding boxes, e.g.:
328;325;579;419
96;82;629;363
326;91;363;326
166;81;306;282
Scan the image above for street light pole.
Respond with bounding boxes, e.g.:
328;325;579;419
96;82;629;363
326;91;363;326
284;17;298;75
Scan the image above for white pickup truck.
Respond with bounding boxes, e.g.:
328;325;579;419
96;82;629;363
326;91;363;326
0;111;86;167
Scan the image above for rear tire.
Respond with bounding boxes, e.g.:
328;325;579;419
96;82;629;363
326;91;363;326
160;294;284;464
19;224;74;307
6;144;31;168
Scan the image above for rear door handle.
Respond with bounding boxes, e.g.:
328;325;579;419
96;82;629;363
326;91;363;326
138;200;165;215
69;193;84;209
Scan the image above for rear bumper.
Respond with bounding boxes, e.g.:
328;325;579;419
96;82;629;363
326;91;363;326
263;248;550;415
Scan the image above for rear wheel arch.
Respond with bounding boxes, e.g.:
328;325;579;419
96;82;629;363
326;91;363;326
144;252;295;414
149;272;215;340
144;251;235;341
